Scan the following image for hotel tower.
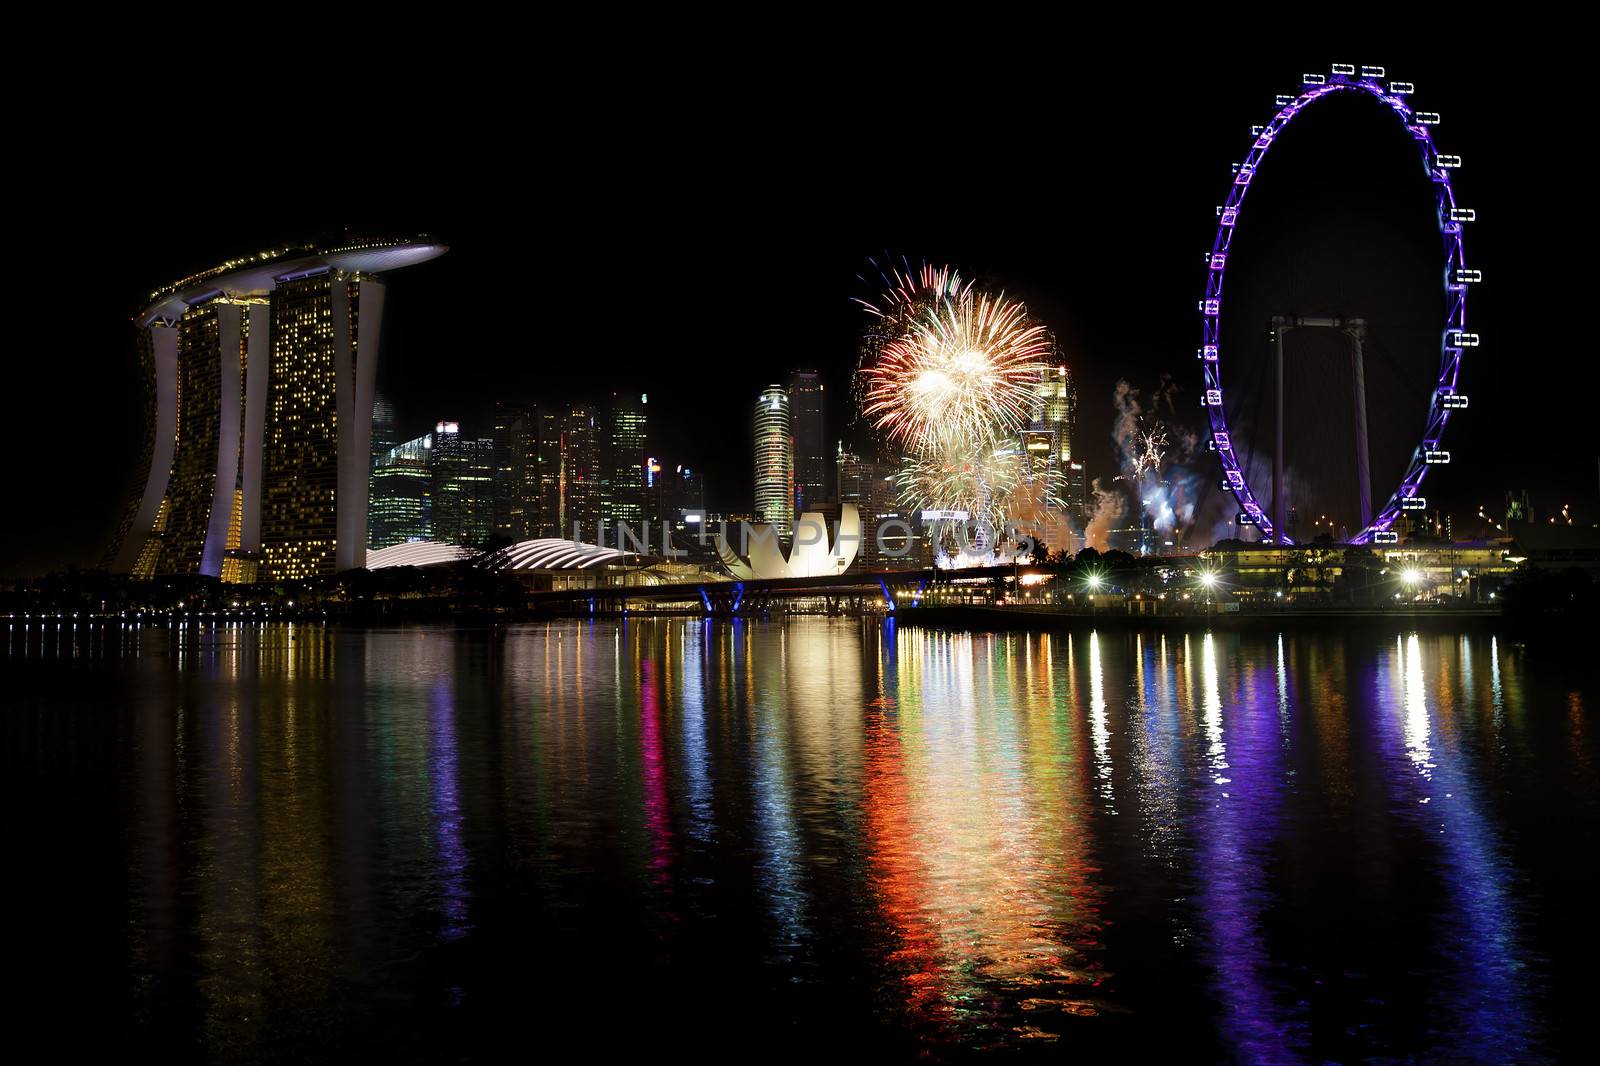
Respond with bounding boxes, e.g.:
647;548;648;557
104;237;447;582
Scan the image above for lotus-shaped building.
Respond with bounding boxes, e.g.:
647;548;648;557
715;505;861;580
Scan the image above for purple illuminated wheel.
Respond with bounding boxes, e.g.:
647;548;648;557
1200;65;1472;545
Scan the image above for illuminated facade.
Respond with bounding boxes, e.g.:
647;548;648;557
369;432;433;548
1015;363;1080;551
559;405;604;540
605;393;649;530
106;238;446;581
1023;364;1076;501
753;385;793;536
717;503;861;580
430;422;496;549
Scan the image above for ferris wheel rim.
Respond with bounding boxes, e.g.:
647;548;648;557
1201;67;1471;546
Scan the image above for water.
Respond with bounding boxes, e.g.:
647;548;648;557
5;619;1595;1062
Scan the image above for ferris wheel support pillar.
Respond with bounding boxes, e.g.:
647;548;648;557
1271;315;1290;543
1268;314;1373;541
1346;318;1372;530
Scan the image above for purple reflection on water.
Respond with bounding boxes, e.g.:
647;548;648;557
1195;633;1303;1058
1374;635;1534;1058
428;678;471;941
677;623;714;843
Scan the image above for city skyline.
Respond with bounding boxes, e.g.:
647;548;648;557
5;54;1591;577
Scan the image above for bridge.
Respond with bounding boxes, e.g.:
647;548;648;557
525;564;1055;616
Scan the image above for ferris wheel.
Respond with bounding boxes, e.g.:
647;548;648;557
1200;64;1474;545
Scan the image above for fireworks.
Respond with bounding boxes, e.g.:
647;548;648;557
1125;428;1169;481
1103;378;1204;551
862;292;1050;454
895;440;1024;527
853;259;1052;552
852;259;973;434
854;259;972;328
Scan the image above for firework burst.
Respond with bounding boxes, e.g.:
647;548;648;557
862;292;1049;454
852;259;973;433
1122;428;1169;481
895;440;1023;528
854;259;972;326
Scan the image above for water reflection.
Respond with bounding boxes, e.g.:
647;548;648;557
4;619;1591;1059
1383;634;1535;1058
863;629;1106;1045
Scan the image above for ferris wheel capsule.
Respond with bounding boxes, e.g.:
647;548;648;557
1331;63;1356;76
1401;496;1429;511
1389;81;1415;94
1303;73;1327;85
1424;450;1452;464
1361;65;1386;79
1373;531;1400;544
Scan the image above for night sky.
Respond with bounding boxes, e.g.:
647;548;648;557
5;48;1586;576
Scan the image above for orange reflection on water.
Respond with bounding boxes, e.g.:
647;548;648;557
862;628;1106;1042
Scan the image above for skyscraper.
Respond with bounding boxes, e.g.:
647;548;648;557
1022;362;1081;546
370;394;397;463
1064;460;1089;533
369;431;433;548
754;385;793;537
1033;363;1077;464
837;447;900;570
606;392;648;532
430;422;496;548
787;369;829;513
150;300;231;578
559;405;605;541
492;402;538;540
536;409;563;537
106;238;447;581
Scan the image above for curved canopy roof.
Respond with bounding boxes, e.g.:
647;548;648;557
365;541;474;570
136;236;448;328
366;538;653;572
495;538;652;570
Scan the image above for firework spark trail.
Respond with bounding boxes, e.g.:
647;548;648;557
894;440;1024;528
862;292;1049;455
1107;377;1210;548
851;259;973;435
853;259;972;325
